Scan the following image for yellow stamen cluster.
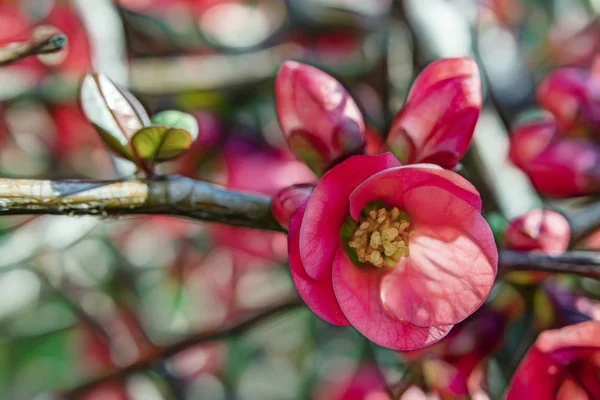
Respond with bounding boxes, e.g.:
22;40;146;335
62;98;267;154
348;207;411;268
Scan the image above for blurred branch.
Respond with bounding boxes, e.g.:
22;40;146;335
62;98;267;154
62;298;302;399
499;250;600;279
32;268;112;345
0;32;67;66
0;175;283;231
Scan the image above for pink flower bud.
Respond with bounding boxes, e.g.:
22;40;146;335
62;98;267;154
387;57;482;169
271;184;314;230
503;209;570;285
509;114;600;197
536;68;600;135
275;61;366;175
504;209;570;255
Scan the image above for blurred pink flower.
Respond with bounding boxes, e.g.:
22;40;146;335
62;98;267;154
536;68;600;135
509;113;600;197
505;320;600;400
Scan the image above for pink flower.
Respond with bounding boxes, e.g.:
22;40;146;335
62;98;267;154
509;113;600;197
536;68;600;135
288;152;497;350
505;320;600;400
504;209;570;255
387;58;482;169
275;61;366;175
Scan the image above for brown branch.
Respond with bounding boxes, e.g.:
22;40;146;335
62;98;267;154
499;250;600;279
61;298;303;399
0;175;284;231
0;32;67;66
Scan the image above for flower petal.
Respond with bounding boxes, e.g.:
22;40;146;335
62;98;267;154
348;165;481;222
504;346;563;400
407;58;480;105
300;153;400;279
289;203;350;326
379;186;497;327
332;249;451;350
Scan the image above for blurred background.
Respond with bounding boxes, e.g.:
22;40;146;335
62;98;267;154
0;0;597;399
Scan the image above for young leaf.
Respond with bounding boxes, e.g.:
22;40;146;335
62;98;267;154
151;110;199;140
131;126;194;168
80;73;150;160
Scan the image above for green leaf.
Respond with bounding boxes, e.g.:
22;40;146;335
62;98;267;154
151;110;199;140
80;73;150;160
131;126;194;168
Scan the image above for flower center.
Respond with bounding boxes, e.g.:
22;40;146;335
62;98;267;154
348;206;411;268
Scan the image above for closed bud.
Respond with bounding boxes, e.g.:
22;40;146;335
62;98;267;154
505;209;570;254
509;113;600;197
536;68;600;135
504;209;570;285
271;184;314;230
387;57;482;169
275;61;365;175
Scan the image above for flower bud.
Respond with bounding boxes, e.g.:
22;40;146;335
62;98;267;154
504;209;570;285
275;61;365;175
271;184;314;230
536;68;600;135
505;209;570;254
509;114;600;197
387;57;481;169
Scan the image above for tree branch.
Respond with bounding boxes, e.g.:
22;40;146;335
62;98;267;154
499;250;600;279
0;32;67;66
61;298;303;399
0;175;283;231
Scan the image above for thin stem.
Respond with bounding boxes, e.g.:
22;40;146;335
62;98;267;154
0;33;67;66
0;175;283;231
61;298;302;399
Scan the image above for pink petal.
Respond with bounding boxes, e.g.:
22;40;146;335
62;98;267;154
289;203;350;326
407;58;480;105
380;186;497;327
349;165;481;221
275;61;366;173
300;153;400;280
332;249;451;350
504;347;563;400
536;320;600;356
388;58;481;168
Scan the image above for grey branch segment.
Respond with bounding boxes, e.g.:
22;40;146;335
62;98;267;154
0;175;283;231
500;250;600;280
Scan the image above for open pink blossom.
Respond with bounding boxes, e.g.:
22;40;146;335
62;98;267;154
387;58;482;169
275;61;366;175
288;152;497;350
505;320;600;400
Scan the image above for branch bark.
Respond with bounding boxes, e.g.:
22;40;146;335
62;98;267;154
499;250;600;280
0;32;67;66
0;175;283;231
61;298;302;399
